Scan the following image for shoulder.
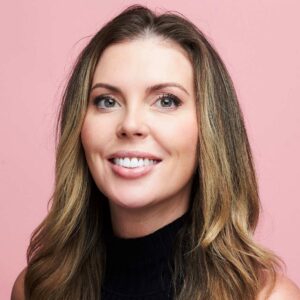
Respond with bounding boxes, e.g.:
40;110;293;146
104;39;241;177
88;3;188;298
257;272;300;300
11;267;27;300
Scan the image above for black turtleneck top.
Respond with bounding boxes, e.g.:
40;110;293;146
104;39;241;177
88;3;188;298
101;213;188;300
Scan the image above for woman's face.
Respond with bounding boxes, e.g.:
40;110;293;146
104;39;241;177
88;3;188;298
81;37;198;220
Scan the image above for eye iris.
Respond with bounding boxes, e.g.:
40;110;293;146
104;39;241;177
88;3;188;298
103;97;115;107
161;97;173;107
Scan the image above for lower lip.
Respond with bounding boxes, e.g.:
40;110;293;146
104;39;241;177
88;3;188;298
108;160;161;179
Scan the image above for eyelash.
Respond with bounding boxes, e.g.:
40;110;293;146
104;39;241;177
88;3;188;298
92;93;182;111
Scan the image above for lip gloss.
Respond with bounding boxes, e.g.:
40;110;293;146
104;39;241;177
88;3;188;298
108;160;161;179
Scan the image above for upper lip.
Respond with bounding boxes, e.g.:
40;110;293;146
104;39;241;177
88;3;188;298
108;151;162;161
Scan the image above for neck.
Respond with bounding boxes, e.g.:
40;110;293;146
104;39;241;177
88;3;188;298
108;196;190;238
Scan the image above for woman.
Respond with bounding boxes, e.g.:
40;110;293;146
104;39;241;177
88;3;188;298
12;4;300;300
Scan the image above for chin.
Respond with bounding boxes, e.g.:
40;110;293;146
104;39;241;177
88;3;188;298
108;193;158;210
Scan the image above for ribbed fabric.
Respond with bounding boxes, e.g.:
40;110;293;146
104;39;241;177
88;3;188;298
101;212;188;300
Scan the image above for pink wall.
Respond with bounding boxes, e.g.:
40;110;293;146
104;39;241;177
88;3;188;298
1;1;299;298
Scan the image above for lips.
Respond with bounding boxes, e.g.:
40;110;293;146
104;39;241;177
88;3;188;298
107;150;163;179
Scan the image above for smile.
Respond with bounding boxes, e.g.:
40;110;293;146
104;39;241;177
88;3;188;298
108;158;162;179
110;157;160;168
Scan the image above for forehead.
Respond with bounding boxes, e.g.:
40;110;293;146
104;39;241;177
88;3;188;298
92;37;194;90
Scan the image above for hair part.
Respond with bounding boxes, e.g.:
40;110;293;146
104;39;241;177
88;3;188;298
25;4;282;300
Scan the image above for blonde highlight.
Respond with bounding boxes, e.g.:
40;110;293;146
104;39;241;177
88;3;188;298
24;4;282;299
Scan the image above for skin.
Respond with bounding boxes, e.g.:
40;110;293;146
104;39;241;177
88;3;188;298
11;38;300;300
81;37;198;238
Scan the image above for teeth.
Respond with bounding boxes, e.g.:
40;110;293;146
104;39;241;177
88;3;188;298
112;157;159;168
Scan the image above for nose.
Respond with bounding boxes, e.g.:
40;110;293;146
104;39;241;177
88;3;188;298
116;107;149;139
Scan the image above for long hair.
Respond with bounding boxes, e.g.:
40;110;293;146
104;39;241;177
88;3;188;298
25;4;281;299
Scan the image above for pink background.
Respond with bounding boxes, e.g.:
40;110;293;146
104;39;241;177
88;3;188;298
1;1;299;298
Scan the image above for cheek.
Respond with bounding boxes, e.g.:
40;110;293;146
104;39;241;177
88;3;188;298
80;118;95;152
178;120;198;162
80;115;109;156
155;114;198;157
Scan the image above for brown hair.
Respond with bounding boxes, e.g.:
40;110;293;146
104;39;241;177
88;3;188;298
25;4;281;299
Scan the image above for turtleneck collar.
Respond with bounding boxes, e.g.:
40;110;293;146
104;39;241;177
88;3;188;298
102;212;188;297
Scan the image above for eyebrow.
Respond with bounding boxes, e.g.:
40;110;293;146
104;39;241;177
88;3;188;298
90;82;190;96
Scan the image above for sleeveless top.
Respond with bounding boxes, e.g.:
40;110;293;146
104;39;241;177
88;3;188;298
101;212;188;299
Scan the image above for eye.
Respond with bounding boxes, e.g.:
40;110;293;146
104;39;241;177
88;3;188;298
92;95;121;110
154;93;182;110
